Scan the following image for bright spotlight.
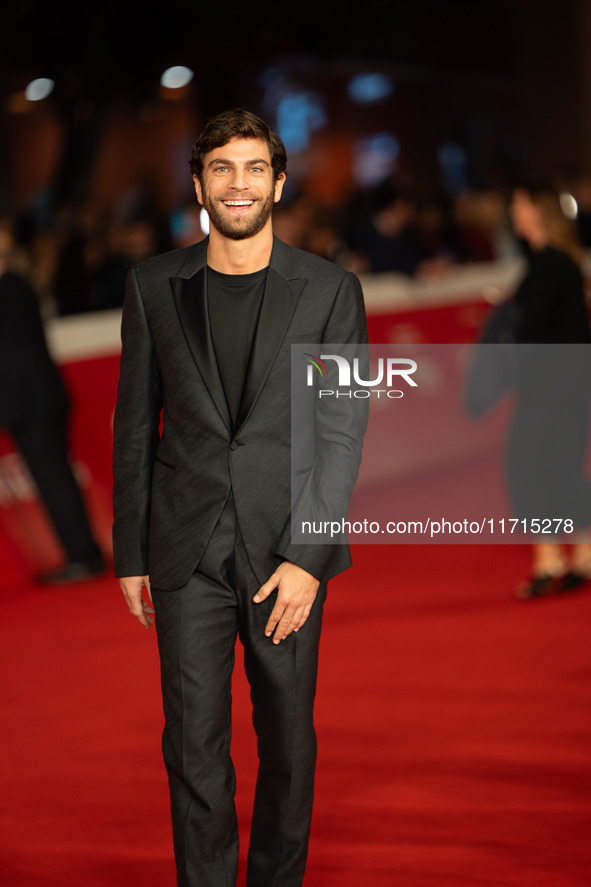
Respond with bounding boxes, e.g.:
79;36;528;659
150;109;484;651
199;207;210;235
160;66;194;89
25;78;55;102
559;192;578;220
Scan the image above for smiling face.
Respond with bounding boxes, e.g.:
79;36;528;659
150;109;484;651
194;137;286;241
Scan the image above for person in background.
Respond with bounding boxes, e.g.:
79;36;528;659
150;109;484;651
508;183;591;598
343;182;424;275
0;224;105;583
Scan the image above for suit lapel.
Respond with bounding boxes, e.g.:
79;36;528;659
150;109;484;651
170;265;232;433
234;263;306;435
169;235;306;438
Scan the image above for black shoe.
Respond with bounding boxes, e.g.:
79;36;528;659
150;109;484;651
515;573;560;600
38;555;106;585
559;570;590;592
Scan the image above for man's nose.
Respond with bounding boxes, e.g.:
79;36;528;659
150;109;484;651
228;170;248;189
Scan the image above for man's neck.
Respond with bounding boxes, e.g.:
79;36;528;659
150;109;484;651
206;226;273;274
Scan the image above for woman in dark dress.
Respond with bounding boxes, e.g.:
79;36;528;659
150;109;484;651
508;185;591;598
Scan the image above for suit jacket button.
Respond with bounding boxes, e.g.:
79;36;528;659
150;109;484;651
230;441;239;451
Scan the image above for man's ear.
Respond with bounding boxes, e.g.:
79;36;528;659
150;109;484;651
193;174;203;205
274;172;286;204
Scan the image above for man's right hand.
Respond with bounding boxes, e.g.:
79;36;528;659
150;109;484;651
119;575;154;629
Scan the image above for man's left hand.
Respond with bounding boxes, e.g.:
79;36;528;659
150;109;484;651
253;562;320;644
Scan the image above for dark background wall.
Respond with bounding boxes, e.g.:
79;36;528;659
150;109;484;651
0;0;588;217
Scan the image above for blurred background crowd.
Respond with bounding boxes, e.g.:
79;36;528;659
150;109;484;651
2;0;591;316
4;171;591;318
4;174;591;318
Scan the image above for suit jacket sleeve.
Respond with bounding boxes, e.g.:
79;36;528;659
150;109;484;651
112;266;163;577
275;270;369;580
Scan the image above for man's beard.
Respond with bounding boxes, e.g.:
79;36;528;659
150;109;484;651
201;187;275;240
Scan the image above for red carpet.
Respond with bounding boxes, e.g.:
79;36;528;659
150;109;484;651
2;543;590;886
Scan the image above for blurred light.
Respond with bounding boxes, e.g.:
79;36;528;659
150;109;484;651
559;192;578;220
25;78;54;101
276;93;326;153
160;66;194;89
438;141;468;194
199;207;210;235
170;208;187;239
354;133;400;187
348;73;393;104
438;142;467;167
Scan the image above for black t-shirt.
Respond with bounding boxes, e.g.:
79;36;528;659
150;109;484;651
207;265;268;427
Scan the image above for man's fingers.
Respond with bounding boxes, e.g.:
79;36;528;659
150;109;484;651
263;602;282;637
264;598;293;639
283;603;309;637
119;575;154;629
139;600;155;627
276;609;302;642
253;573;278;603
134;603;154;629
256;562;319;642
130;597;152;629
265;601;306;643
293;604;313;633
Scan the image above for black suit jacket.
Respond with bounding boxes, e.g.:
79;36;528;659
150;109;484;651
0;271;69;427
112;236;368;591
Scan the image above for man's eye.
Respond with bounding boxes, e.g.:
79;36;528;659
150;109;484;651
250;167;263;173
214;166;228;173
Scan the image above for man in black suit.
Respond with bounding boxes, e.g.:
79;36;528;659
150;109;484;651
0;227;104;582
113;109;367;887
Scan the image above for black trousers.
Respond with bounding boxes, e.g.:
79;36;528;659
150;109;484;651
152;493;326;887
10;411;102;563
